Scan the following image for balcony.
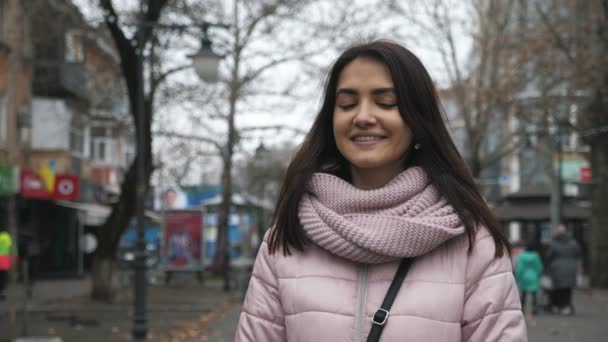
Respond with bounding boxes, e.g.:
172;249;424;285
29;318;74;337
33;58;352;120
32;61;87;99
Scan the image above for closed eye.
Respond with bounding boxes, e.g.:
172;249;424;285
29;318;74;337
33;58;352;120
378;103;397;109
338;104;356;110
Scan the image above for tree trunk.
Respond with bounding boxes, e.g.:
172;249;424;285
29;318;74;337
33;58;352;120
211;0;240;292
90;152;152;301
215;159;232;291
91;256;117;302
91;0;165;302
590;134;608;287
587;0;608;288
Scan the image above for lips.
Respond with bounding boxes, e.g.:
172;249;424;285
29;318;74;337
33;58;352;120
351;135;387;142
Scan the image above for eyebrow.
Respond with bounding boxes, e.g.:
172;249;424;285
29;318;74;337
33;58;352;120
336;87;396;96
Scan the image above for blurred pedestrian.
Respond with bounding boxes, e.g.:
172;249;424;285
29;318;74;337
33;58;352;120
0;228;15;300
511;239;525;266
515;241;543;315
235;40;526;341
547;224;581;315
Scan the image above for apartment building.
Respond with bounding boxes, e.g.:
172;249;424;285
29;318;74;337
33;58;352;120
0;0;134;277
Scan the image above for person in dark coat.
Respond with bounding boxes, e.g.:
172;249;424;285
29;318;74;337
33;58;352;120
547;224;581;315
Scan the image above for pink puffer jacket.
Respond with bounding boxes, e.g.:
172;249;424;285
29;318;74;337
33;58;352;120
235;228;526;341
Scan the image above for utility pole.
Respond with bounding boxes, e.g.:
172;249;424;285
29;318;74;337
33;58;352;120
550;123;564;234
5;0;23;278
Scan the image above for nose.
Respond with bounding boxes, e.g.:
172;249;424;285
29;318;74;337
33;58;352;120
353;100;376;126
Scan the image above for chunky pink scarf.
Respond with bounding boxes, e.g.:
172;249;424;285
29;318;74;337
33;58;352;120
298;167;465;264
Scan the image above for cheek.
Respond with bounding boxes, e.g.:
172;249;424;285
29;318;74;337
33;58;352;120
333;116;349;140
394;124;413;152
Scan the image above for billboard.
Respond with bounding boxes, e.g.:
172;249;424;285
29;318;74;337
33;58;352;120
555;152;590;182
203;212;256;261
162;210;204;271
154;185;189;210
20;170;79;201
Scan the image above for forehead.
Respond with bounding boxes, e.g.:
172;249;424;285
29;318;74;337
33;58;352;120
336;58;394;90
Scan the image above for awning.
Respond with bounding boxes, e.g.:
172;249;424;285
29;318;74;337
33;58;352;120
55;201;161;225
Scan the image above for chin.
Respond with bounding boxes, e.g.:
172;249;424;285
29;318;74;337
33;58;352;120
349;159;384;170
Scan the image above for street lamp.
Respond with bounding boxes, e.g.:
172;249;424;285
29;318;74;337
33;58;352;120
190;25;222;83
132;16;226;341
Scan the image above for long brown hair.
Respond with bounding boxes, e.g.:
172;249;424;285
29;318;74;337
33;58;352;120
268;40;510;257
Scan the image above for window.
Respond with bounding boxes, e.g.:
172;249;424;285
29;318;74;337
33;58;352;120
90;125;117;164
92;138;116;164
65;31;84;63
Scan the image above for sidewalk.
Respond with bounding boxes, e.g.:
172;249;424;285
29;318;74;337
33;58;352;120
2;277;607;341
0;274;239;342
526;289;608;341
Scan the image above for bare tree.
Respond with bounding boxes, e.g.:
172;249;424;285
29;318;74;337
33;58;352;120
390;0;526;184
157;0;389;290
233;142;294;207
529;0;608;287
90;0;171;302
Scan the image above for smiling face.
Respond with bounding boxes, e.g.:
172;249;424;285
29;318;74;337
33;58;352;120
333;57;413;189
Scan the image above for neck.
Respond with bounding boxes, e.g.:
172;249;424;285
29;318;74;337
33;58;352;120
351;164;403;190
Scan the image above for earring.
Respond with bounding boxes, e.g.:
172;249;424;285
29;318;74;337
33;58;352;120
414;143;422;150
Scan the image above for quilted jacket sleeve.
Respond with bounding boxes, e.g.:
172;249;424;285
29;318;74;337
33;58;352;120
461;231;528;342
235;239;286;342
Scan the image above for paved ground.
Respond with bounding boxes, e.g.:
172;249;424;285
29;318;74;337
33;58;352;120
0;273;239;342
525;289;608;342
2;275;607;342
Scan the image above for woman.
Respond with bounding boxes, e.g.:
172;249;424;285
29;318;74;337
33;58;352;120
515;242;543;315
547;224;581;315
236;41;526;341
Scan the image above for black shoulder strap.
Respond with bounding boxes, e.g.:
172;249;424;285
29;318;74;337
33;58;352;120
366;258;414;342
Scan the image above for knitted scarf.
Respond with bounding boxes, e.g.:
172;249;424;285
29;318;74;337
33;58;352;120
298;167;465;264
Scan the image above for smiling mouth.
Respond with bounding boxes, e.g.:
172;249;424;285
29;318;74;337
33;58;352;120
351;136;386;142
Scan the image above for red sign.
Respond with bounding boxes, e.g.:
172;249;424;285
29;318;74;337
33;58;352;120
20;170;51;199
163;210;204;270
54;175;79;201
19;170;79;200
580;166;592;183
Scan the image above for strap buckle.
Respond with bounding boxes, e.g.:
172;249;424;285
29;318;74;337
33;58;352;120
372;309;389;326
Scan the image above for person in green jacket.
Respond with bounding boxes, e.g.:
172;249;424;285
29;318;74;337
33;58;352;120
515;241;544;314
0;228;14;300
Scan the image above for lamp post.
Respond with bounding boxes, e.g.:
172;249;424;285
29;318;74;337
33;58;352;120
550;109;571;236
132;15;226;341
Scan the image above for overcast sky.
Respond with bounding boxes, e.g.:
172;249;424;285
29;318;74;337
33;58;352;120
72;0;471;185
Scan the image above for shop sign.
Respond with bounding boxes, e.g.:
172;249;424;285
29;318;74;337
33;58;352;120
20;170;79;201
0;165;18;195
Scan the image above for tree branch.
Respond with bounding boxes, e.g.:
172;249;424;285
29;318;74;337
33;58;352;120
533;2;577;65
150;64;191;99
239;124;307;135
154;130;224;153
240;49;320;86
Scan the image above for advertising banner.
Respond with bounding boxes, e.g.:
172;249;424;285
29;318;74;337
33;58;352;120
20;170;80;200
163;210;204;271
203;212;254;261
580;166;592;183
154;186;189;210
20;169;49;199
555;153;590;182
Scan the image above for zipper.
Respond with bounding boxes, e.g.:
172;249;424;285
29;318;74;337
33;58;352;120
354;264;369;342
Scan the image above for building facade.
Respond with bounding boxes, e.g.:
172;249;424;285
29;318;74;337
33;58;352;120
0;0;133;278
